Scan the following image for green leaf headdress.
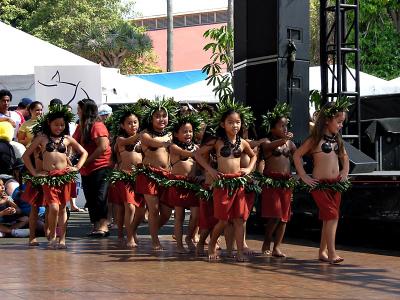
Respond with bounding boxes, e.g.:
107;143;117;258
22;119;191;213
170;112;203;134
31;104;74;136
323;96;352;118
141;97;179;130
109;104;143;137
211;98;255;131
261;103;292;133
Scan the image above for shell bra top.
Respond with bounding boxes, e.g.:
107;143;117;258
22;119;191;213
45;136;66;153
170;140;195;167
265;136;291;160
219;135;242;158
311;134;339;155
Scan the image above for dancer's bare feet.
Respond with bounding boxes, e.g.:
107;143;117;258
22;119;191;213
261;241;271;255
272;247;286;258
133;233;139;245
58;242;67;249
208;244;221;261
48;239;58;250
126;238;137;249
236;252;248;262
176;245;188;254
185;236;196;252
29;239;39;247
318;250;329;262
243;247;255;256
152;244;166;251
193;235;200;244
329;256;344;264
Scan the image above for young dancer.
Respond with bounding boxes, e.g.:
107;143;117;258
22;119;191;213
107;104;146;248
293;98;350;264
195;128;219;257
259;103;297;257
166;113;201;253
22;105;88;249
195;99;256;261
135;98;177;250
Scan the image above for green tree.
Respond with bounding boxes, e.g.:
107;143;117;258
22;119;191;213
76;20;152;68
0;0;39;28
359;0;400;79
119;50;162;75
202;26;234;102
1;0;154;70
22;0;128;50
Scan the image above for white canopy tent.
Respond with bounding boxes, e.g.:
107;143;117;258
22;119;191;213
309;66;395;97
0;21;97;104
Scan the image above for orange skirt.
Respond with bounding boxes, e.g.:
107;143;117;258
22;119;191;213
108;181;145;208
213;173;249;221
311;178;342;221
21;181;44;207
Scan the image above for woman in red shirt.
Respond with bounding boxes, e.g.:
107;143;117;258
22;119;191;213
73;99;112;237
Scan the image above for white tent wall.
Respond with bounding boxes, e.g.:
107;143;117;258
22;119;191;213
0;21;95;76
0;75;35;105
101;67;175;104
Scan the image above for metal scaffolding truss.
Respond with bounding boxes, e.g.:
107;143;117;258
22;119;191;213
320;0;361;148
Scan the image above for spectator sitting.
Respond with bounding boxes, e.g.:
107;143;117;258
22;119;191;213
0;178;29;237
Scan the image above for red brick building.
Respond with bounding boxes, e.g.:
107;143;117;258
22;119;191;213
132;0;228;72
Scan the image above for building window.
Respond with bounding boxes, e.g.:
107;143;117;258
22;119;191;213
134;20;143;27
186;14;200;26
216;11;228;23
143;19;157;30
157;17;167;29
136;10;227;31
173;15;185;28
200;12;216;24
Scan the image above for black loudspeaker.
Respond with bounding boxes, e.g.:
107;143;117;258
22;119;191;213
234;58;309;142
344;142;377;173
234;0;310;142
234;0;310;62
381;134;400;170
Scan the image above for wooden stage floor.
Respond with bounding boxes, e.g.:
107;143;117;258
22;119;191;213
0;212;399;300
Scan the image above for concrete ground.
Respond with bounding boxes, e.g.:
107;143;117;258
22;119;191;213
0;212;399;299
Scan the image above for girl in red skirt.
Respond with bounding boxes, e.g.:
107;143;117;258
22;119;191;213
293;98;351;264
107;104;145;248
166;113;202;253
259;103;297;257
195;99;256;262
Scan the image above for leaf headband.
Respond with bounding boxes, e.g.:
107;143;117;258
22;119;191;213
141;97;179;129
323;96;352;118
211;98;255;130
31;104;74;136
170;112;203;134
109;104;143;137
261;103;292;133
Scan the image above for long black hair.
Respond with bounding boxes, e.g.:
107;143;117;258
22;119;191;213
78;99;98;144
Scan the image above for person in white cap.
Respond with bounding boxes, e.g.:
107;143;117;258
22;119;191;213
98;104;113;122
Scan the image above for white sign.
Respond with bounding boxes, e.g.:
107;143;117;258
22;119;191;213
34;65;101;112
